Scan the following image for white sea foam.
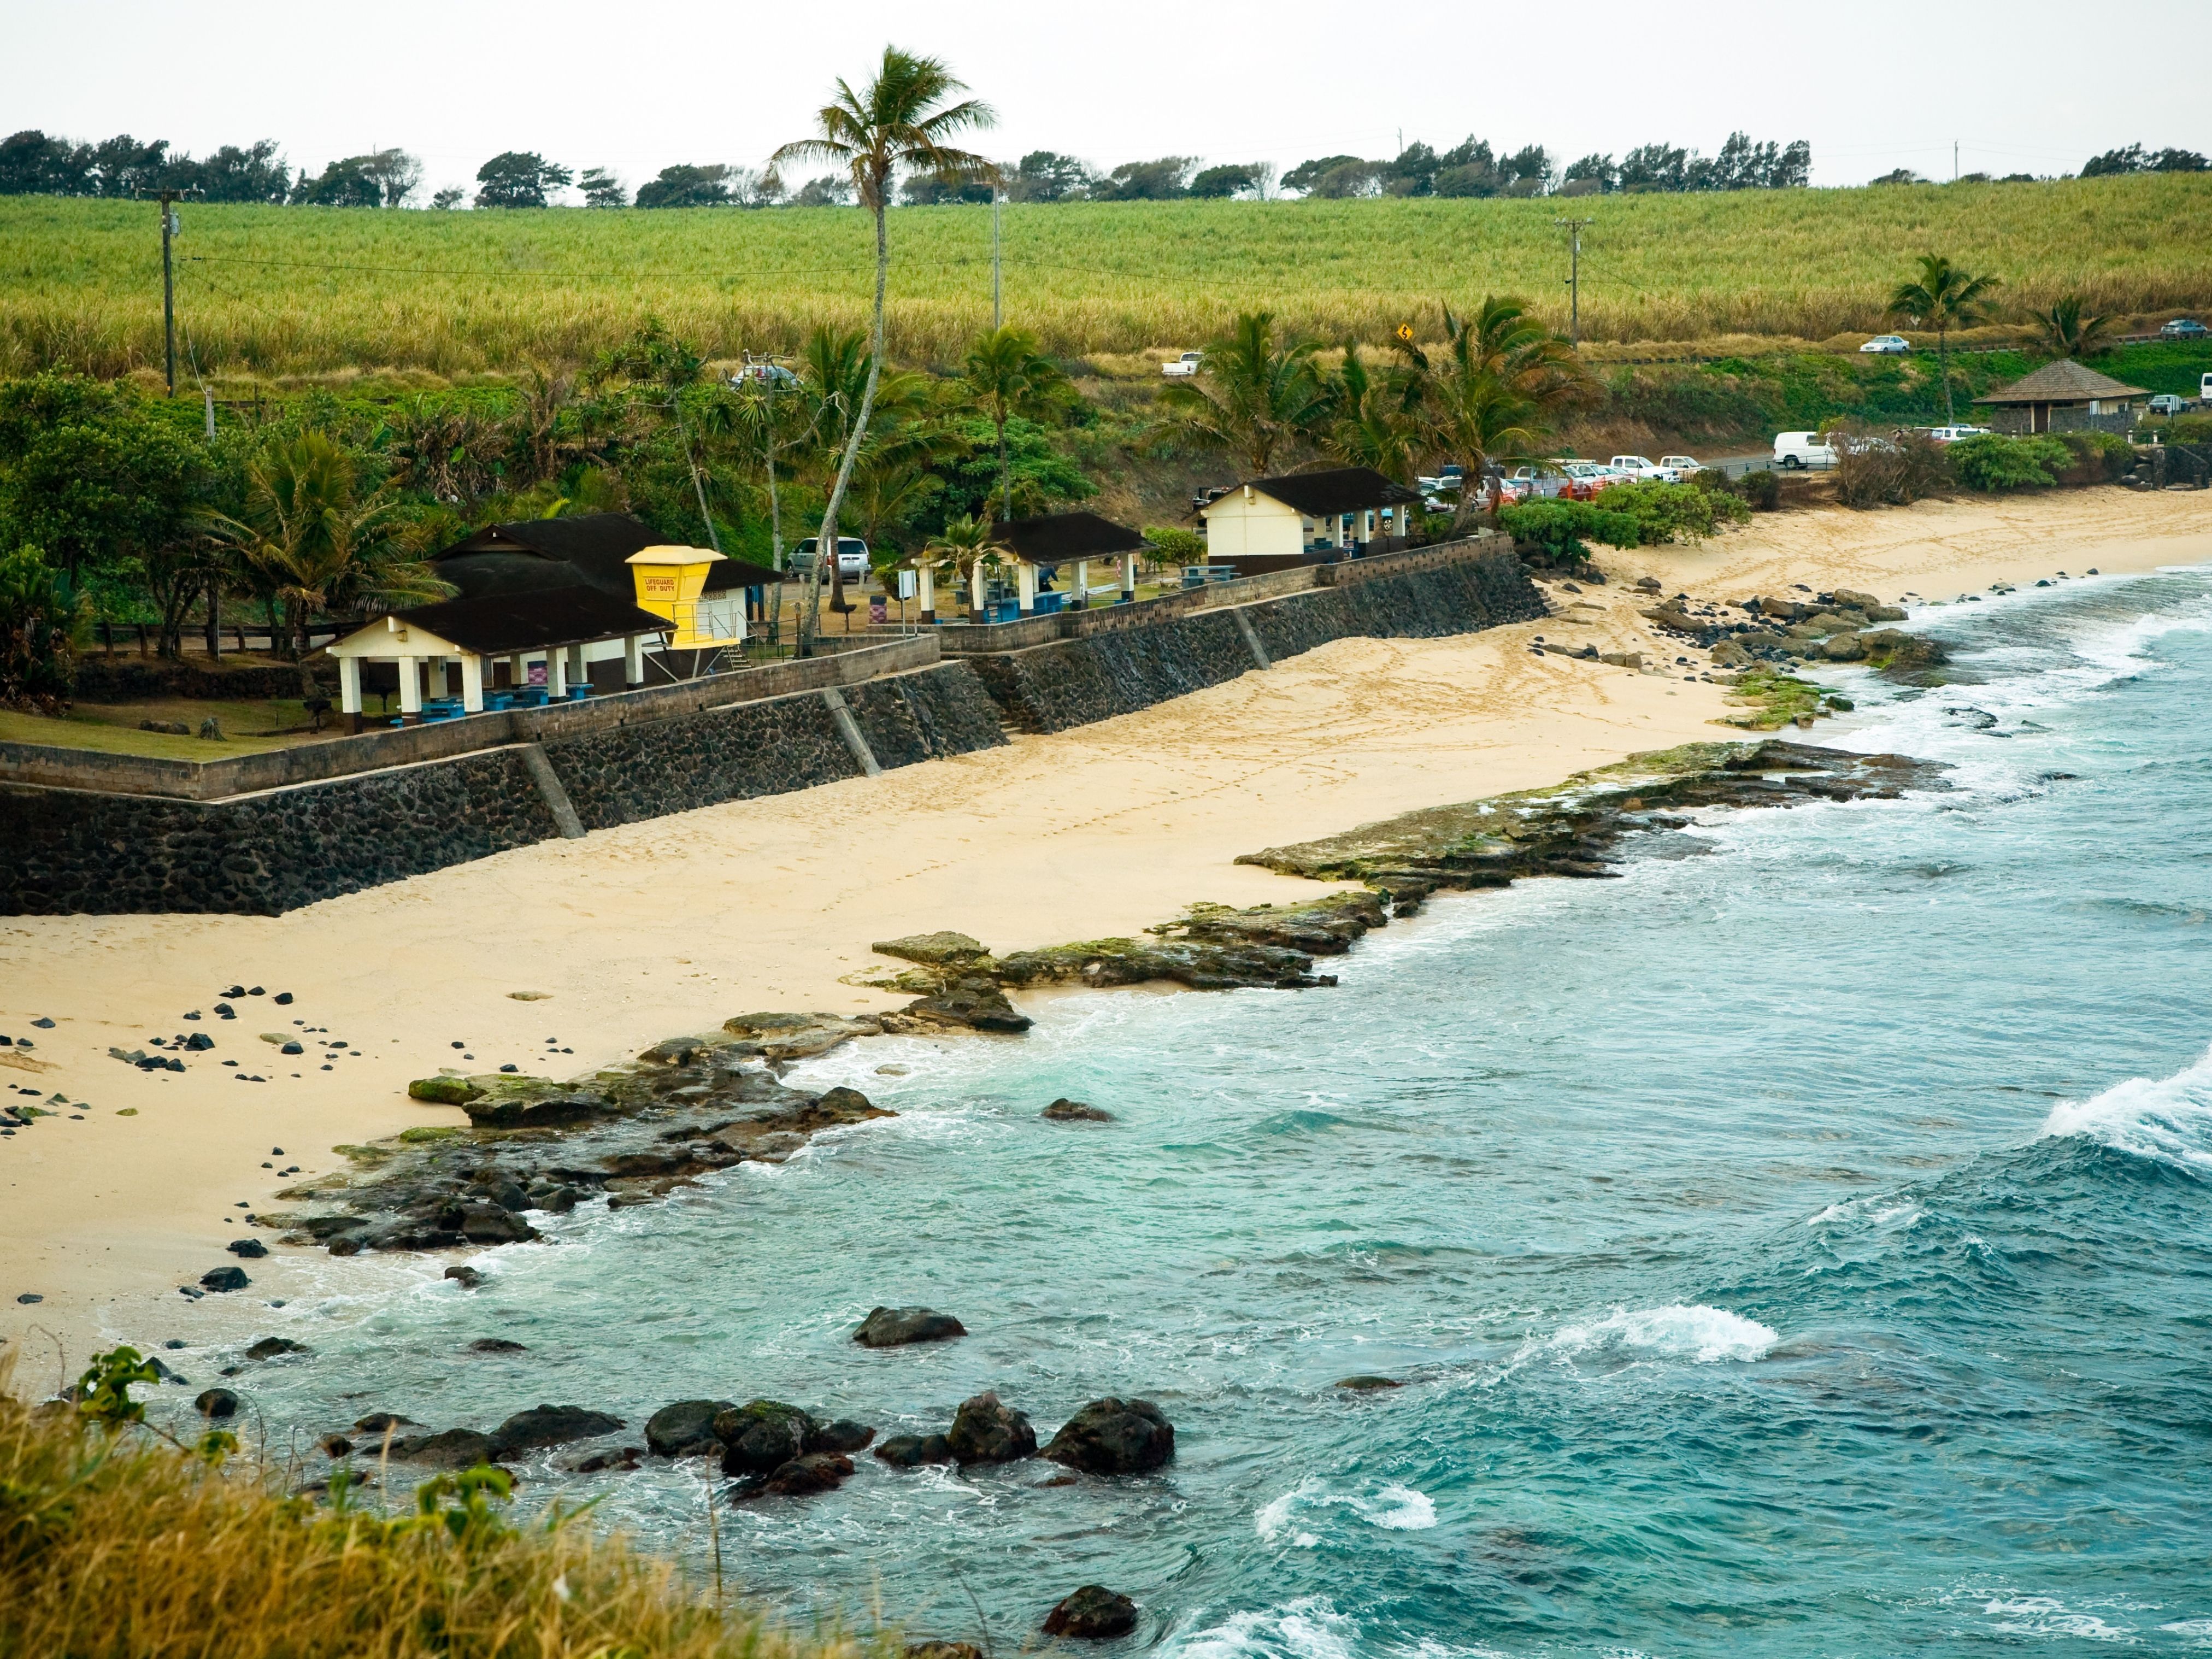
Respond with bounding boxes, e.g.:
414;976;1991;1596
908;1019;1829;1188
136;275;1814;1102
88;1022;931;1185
1255;1478;1439;1549
1546;1303;1779;1364
2039;1043;2212;1174
1979;1592;2139;1643
1168;1597;1508;1659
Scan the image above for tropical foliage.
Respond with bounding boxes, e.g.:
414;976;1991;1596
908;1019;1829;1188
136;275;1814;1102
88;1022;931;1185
1886;254;2002;423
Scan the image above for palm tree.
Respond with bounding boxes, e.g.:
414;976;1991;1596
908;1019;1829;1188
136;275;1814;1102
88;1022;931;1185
2033;293;2115;362
773;47;994;652
1152;310;1329;476
925;513;1004;621
961;325;1069;523
1316;342;1418;481
1886;254;2003;425
201;431;447;692
1396;300;1589;523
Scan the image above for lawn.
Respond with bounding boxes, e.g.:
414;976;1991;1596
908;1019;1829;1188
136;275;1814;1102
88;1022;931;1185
0;698;337;759
7;174;2209;378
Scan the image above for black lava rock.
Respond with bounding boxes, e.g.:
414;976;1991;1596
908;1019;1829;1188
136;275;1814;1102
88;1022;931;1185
467;1337;526;1354
1040;1398;1175;1474
199;1266;250;1293
873;1433;955;1468
389;1428;501;1468
227;1238;268;1258
1041;1098;1115;1122
758;1452;854;1497
646;1398;736;1458
184;1033;214;1052
852;1305;968;1348
714;1401;816;1476
1042;1585;1138;1640
353;1411;417;1434
812;1419;877;1454
274;992;293;1004
279;1042;303;1056
945;1391;1036;1466
195;1387;239;1420
444;1265;484;1289
245;1337;308;1361
490;1403;625;1456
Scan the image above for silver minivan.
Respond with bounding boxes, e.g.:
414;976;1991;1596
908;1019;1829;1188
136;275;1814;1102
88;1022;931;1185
793;536;870;582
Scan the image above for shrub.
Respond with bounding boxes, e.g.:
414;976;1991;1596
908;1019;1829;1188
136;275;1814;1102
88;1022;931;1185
1602;479;1750;544
2166;413;2212;444
1950;433;2073;491
0;543;81;713
1735;468;1782;510
1499;498;1640;567
1831;428;1952;507
2056;429;2134;483
1142;525;1206;569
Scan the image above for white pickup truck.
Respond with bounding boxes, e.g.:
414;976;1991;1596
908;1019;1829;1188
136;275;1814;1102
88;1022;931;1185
1162;351;1203;378
1608;455;1682;483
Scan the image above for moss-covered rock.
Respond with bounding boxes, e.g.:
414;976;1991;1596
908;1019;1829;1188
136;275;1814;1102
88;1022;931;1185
406;1076;481;1106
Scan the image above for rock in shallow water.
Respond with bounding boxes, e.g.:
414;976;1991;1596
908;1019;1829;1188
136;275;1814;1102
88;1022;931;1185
946;1391;1036;1466
645;1398;734;1458
874;1433;954;1468
757;1451;854;1496
490;1403;624;1456
389;1428;499;1468
195;1388;238;1420
1041;1097;1114;1122
715;1401;815;1476
852;1305;968;1348
1042;1585;1138;1639
1040;1397;1174;1474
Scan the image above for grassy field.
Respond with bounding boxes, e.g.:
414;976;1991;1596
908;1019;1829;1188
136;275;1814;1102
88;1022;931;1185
7;174;2211;379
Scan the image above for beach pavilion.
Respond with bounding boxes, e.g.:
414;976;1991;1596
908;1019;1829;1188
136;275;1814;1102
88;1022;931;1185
326;586;673;729
1973;359;2150;434
902;511;1148;622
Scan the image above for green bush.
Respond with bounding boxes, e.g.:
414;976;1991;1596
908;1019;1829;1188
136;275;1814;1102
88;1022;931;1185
2165;413;2212;443
1602;480;1751;544
1498;499;1641;567
1735;469;1782;510
1949;433;2073;491
2057;430;2134;483
1141;525;1206;568
0;543;81;713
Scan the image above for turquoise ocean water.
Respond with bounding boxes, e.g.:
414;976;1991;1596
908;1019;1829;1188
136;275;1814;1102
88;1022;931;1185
230;564;2212;1656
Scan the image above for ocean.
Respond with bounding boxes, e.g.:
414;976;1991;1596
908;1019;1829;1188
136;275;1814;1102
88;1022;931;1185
224;564;2212;1656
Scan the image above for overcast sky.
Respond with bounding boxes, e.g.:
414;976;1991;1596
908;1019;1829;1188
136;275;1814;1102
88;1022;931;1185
6;0;2201;197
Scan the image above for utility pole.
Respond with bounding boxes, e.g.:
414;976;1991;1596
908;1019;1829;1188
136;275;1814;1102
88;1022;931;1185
1954;139;1959;181
155;189;182;396
1554;216;1592;346
991;184;1003;330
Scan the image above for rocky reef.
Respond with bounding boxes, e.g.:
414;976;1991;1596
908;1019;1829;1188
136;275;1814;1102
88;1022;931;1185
1239;740;1948;911
1639;585;1948;678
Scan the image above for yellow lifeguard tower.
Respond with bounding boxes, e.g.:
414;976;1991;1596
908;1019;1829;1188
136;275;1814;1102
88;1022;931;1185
625;545;744;649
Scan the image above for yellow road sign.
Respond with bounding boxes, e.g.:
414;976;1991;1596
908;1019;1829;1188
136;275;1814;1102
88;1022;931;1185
1396;322;1415;342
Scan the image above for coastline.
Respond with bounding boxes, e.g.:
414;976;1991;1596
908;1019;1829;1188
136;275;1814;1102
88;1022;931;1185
4;486;2211;1366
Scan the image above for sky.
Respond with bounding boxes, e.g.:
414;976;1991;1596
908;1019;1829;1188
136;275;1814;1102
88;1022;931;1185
4;0;2202;198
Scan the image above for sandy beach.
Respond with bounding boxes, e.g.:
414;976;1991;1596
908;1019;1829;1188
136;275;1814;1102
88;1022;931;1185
5;485;2211;1371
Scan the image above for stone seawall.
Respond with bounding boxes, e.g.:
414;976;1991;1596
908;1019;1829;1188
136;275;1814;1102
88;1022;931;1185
968;549;1545;733
0;663;1005;916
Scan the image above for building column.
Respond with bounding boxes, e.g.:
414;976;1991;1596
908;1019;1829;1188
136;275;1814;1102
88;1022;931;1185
459;654;485;714
1120;552;1137;605
397;655;422;723
426;657;448;700
1016;560;1037;615
1074;560;1089;609
507;652;525;690
566;644;587;695
338;656;363;734
970;558;989;621
547;649;568;698
917;564;937;624
623;634;644;690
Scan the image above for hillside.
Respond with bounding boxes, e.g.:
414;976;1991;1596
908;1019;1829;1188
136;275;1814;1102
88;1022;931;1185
5;174;2211;380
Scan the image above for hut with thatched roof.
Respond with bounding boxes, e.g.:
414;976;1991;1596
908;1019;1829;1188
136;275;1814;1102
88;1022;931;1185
1974;359;2149;435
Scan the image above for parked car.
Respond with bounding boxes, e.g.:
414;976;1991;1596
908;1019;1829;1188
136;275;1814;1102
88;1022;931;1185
2148;394;2187;416
1773;431;1839;470
1657;454;1706;476
1503;466;1566;499
1556;460;1623;497
2160;318;2208;339
1162;351;1203;377
1923;425;1992;443
793;536;870;582
1860;335;1912;355
1608;455;1682;483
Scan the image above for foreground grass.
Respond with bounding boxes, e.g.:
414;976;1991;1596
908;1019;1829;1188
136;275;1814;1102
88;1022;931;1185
0;1379;864;1659
8;174;2210;377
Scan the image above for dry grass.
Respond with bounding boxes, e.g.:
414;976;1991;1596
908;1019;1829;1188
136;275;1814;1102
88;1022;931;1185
0;1372;866;1659
7;174;2210;378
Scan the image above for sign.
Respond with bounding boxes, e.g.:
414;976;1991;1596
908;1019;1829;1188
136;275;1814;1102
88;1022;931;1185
1396;322;1415;343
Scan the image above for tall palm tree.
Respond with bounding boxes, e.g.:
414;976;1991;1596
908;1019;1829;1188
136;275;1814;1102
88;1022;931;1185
1152;310;1329;476
1396;300;1589;523
773;47;993;651
1886;254;2003;425
961;325;1069;522
201;431;446;692
2032;293;2115;362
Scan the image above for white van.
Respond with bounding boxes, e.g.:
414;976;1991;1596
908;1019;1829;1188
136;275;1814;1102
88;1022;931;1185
2201;372;2212;405
1773;431;1838;470
793;536;870;582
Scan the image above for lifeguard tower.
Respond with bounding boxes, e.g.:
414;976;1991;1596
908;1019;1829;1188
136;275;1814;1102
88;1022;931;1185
626;545;745;667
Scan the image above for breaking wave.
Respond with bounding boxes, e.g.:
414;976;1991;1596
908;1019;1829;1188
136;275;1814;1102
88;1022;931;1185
2039;1044;2212;1175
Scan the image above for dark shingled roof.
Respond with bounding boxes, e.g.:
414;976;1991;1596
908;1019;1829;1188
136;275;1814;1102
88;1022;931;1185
390;586;672;658
990;510;1148;564
434;514;779;597
1974;358;2150;405
1227;467;1422;516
